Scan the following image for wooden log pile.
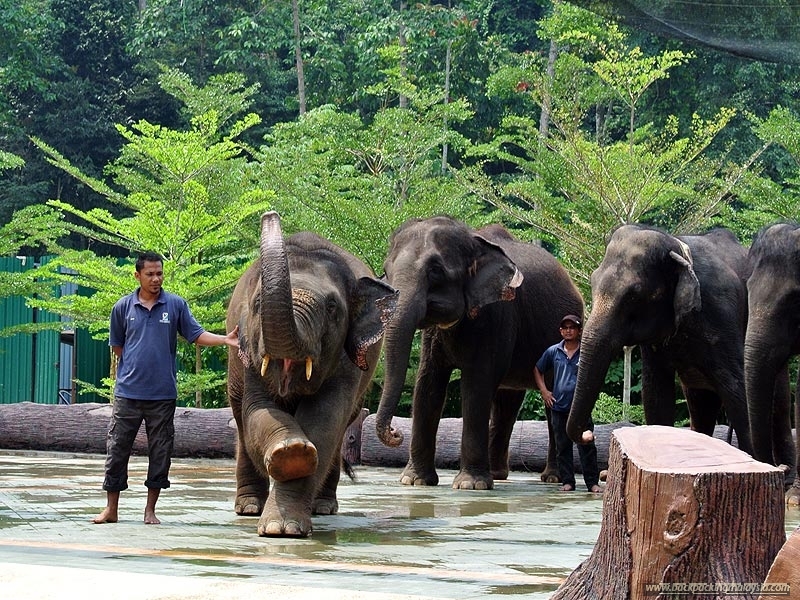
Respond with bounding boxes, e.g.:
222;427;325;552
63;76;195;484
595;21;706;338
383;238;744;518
0;402;749;472
359;414;742;473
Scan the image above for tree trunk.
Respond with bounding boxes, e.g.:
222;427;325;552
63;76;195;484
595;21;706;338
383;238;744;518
398;1;407;108
539;38;557;138
292;0;306;115
441;39;452;174
552;425;786;600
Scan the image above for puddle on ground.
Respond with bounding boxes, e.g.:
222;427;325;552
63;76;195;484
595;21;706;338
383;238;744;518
1;453;799;599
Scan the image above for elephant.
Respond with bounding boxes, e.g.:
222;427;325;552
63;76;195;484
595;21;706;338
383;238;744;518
375;215;584;490
226;211;398;537
567;224;753;456
744;221;799;503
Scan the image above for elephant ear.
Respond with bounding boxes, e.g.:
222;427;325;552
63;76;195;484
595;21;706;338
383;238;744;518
465;236;524;319
346;277;400;371
670;240;701;329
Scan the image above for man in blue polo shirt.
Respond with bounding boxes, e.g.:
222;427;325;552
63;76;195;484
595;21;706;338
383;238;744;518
533;314;601;493
93;251;239;525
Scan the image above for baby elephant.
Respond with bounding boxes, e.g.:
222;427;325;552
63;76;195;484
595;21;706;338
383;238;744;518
226;212;398;537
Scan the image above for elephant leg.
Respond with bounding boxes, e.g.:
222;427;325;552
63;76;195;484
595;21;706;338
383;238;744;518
453;369;496;490
683;387;721;437
295;377;356;515
258;477;315;537
540;407;560;483
488;389;525;480
312;461;341;516
241;367;318;483
789;369;800;506
691;352;753;455
229;377;269;516
234;435;269;516
772;366;799;493
403;336;451;487
640;345;677;426
245;406;318;482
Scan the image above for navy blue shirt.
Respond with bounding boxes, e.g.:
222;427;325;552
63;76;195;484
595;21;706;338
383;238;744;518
110;289;205;400
535;341;580;413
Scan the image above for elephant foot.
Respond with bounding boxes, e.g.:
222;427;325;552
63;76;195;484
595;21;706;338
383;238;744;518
540;466;561;484
266;438;318;482
257;502;313;538
312;495;339;515
490;466;510;480
786;482;800;507
399;465;438;486
452;470;493;490
234;495;264;516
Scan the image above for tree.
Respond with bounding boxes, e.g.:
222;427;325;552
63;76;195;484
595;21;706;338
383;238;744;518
5;71;271;406
460;7;751;295
254;78;481;273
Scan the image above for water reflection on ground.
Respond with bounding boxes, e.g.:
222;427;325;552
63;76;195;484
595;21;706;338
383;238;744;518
0;452;798;600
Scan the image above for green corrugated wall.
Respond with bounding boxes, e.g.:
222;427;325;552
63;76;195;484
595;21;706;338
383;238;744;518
0;257;34;404
0;256;110;404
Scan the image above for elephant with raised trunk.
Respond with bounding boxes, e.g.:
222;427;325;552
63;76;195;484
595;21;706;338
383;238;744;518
567;224;753;455
744;221;799;503
226;212;398;537
376;216;583;490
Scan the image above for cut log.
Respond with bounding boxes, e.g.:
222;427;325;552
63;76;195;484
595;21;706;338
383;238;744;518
360;415;742;473
0;402;236;458
359;415;632;472
1;402;760;472
552;425;786;600
341;408;369;465
757;526;799;600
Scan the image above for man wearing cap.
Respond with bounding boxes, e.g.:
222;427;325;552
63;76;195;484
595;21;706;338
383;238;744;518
534;315;602;493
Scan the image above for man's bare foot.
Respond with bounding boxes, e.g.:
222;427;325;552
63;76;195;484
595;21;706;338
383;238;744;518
559;484;574;491
92;508;118;524
589;484;604;494
144;510;160;524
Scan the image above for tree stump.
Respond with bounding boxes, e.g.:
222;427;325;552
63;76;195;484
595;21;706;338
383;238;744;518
552;425;786;600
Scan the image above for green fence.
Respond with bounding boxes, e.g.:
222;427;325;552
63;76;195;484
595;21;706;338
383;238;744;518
0;256;109;404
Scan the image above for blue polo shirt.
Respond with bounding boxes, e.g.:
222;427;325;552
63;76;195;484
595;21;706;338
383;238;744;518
535;341;580;413
110;289;205;400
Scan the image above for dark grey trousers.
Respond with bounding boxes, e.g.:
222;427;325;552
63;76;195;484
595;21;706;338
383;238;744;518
550;409;600;490
102;396;176;492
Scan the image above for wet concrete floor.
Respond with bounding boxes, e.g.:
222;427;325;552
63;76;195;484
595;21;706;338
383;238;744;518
1;450;799;600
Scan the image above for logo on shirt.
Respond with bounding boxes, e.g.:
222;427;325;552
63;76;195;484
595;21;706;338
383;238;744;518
160;312;170;323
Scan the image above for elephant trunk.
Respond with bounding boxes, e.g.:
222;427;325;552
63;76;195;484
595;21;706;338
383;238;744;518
744;314;786;464
259;212;306;362
375;294;425;447
567;310;618;444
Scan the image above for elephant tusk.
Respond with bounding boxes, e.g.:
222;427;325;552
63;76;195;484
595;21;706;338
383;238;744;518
305;357;313;381
261;355;270;377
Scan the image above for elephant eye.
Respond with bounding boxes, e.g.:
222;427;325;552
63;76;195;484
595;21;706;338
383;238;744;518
428;263;446;284
326;295;340;318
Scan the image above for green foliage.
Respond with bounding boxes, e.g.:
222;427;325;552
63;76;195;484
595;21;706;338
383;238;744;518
520;389;547;421
254;95;486;272
591;392;645;425
2;72;271;404
464;8;751;298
